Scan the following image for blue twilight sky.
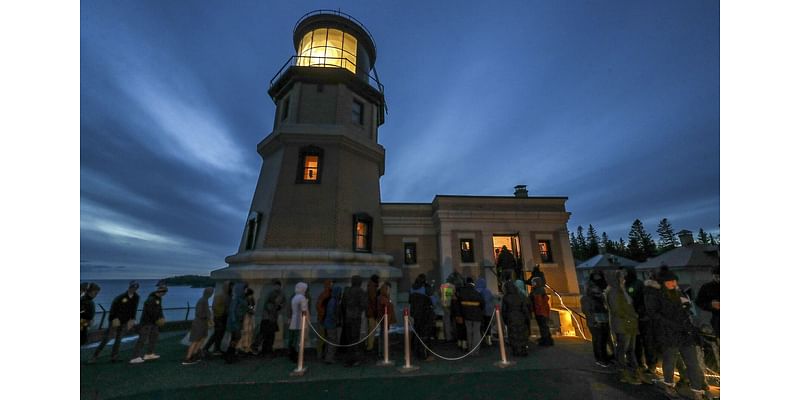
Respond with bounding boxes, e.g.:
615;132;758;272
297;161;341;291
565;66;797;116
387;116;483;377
80;0;720;279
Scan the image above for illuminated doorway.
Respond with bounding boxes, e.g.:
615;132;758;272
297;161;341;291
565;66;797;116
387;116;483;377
492;234;525;290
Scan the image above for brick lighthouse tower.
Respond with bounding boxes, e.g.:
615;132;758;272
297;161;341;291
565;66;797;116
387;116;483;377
211;11;400;317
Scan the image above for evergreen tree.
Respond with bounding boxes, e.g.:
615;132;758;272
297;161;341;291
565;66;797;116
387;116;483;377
656;218;679;253
570;231;580;260
601;232;614;254
709;232;718;245
576;226;588;261
627;219;657;262
618;238;627;258
698;228;710;244
586;224;600;258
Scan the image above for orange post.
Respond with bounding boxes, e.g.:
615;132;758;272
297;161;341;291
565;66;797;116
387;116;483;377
398;307;418;372
494;304;515;368
290;311;308;376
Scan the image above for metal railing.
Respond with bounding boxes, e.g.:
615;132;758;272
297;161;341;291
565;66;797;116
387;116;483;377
270;55;384;94
292;9;379;55
92;303;195;330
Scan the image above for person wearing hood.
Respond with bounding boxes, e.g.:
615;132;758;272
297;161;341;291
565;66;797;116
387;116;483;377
651;269;708;400
223;282;249;364
606;269;644;385
623;266;651;377
409;274;435;361
530;272;553;347
316;280;333;357
130;284;167;364
376;282;398;359
236;287;257;355
81;283;101;346
695;266;720;338
322;285;343;364
287;282;309;363
496;245;517;282
203;281;232;355
476;278;495;346
459;277;486;356
90;281;139;363
501;280;531;356
182;286;214;365
366;275;380;352
341;275;367;367
256;280;285;357
581;269;612;367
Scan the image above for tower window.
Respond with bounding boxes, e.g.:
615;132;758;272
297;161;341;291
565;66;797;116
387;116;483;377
296;146;324;184
296;28;357;73
460;239;475;263
353;213;373;252
244;211;261;250
404;242;417;265
539;240;553;263
352;100;364;125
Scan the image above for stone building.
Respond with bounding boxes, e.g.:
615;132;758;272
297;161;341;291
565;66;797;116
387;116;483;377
211;11;580;323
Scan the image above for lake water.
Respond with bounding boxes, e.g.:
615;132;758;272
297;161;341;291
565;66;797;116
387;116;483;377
82;279;209;329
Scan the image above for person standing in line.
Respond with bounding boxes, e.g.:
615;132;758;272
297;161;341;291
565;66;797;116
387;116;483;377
366;275;380;353
236;287;257;356
530;271;554;347
316;280;333;357
90;281;139;363
695;266;720;339
287;282;309;363
476;277;495;346
203;281;232;356
439;280;456;343
129;284;167;364
341;275;367;367
376;282;397;359
409;274;435;361
256;280;285;357
458;277;485;356
496;245;517;282
652;269;709;400
81;283;101;346
606;270;644;385
322;285;343;364
182;286;214;365
623;266;653;380
501;281;529;357
581;270;613;367
223;283;249;364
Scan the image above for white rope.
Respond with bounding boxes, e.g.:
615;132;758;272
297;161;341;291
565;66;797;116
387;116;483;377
545;284;589;341
410;312;496;361
305;314;386;348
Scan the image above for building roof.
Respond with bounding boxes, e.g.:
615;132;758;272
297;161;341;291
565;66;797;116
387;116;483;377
636;244;720;270
576;253;638;269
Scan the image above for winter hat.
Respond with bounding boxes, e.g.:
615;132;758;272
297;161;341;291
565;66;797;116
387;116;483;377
128;280;140;289
656;268;678;283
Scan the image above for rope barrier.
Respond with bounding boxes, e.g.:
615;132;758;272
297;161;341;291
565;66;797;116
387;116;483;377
409;312;496;361
546;284;589;341
305;314;386;348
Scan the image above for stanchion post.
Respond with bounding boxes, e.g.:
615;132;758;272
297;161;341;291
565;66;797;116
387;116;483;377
377;304;394;366
398;307;418;373
494;304;515;368
290;311;308;376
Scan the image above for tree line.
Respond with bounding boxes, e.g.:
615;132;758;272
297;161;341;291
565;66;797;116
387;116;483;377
569;218;719;263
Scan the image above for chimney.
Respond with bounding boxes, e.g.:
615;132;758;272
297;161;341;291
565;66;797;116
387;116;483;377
677;230;694;247
514;185;528;198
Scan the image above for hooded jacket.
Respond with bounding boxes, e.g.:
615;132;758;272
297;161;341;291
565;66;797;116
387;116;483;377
650;282;698;347
109;290;140;324
605;270;638;335
80;292;96;324
211;282;231;318
378;284;397;325
290;282;309;330
458;283;485;322
316;280;333;323
582;271;609;326
409;281;435;336
476;278;495;316
323;286;343;329
226;283;248;333
623;268;646;320
194;287;214;322
262;285;286;322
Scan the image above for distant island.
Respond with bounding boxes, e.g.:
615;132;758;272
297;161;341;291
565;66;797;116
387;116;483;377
163;275;215;288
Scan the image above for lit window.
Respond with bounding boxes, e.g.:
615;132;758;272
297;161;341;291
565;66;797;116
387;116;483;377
353;214;372;252
352;100;364;125
460;239;475;263
539;240;553;263
296;146;323;184
297;28;357;73
404;242;417;265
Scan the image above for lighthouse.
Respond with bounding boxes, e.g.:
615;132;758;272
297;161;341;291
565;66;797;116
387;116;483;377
212;10;400;320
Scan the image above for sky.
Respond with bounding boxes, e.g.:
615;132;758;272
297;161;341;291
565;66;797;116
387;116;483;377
80;0;720;279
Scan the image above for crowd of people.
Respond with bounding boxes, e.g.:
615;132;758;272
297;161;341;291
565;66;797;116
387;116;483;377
581;265;720;400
